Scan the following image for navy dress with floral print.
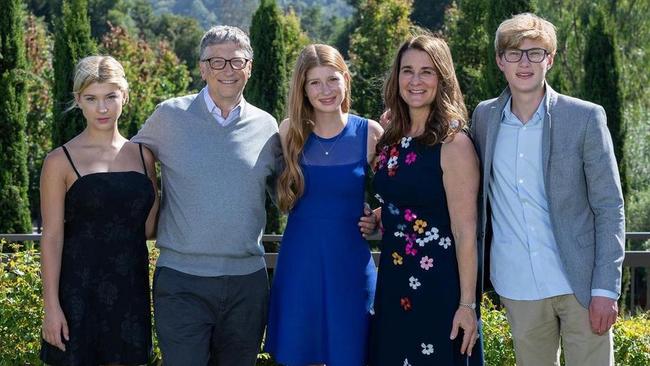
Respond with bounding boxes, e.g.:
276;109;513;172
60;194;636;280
40;144;154;366
369;137;483;366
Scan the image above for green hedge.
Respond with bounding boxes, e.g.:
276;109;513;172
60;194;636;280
2;243;649;365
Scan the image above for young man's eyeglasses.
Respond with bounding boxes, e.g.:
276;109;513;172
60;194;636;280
201;57;250;70
501;48;549;63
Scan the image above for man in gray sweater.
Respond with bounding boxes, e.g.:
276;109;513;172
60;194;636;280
132;26;281;365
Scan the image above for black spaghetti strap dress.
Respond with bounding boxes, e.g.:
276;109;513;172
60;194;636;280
40;144;155;366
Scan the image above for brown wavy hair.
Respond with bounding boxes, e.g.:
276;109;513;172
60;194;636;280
277;44;351;212
378;34;467;151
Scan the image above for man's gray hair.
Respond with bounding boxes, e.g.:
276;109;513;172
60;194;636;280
199;26;254;60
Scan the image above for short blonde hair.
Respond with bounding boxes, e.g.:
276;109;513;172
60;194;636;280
71;55;129;109
495;13;557;55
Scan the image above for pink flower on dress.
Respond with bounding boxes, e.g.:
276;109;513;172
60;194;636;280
405;151;417;165
404;209;417;222
405;242;418;256
420;256;434;270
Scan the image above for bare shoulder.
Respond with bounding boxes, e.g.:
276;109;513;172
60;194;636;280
41;147;72;183
43;147;70;173
367;118;384;139
441;133;478;168
279;118;291;141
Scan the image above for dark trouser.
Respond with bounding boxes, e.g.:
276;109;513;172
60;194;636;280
153;266;269;366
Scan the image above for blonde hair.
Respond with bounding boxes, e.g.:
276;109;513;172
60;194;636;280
277;44;351;212
378;33;467;151
494;13;557;55
70;55;129;110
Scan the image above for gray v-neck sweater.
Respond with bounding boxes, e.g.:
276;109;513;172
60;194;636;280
132;90;281;276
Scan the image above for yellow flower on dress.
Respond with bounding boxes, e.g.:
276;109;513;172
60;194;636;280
392;252;403;265
413;219;428;234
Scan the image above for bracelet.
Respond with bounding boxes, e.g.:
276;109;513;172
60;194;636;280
459;302;476;310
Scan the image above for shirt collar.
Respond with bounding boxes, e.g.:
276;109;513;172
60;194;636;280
502;92;547;126
202;87;245;118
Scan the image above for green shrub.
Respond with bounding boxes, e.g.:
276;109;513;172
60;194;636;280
2;242;649;365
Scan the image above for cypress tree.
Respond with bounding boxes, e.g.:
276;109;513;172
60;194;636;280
245;0;287;122
446;0;490;114
582;10;626;196
245;0;288;236
349;0;412;119
51;0;96;147
0;0;32;234
484;0;535;97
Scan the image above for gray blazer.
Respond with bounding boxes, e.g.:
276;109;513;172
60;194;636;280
471;85;625;308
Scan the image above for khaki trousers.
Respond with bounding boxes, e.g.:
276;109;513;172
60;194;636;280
500;294;613;366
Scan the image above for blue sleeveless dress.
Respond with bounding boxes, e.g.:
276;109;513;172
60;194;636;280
265;114;377;366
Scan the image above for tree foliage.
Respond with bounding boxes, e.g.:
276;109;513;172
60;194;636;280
349;0;412;119
444;0;490;114
100;25;190;137
582;9;625;196
0;0;32;233
411;0;451;31
24;14;54;225
246;0;288;122
51;0;97;147
483;0;535;97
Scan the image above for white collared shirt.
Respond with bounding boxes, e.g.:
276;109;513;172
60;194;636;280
202;87;243;126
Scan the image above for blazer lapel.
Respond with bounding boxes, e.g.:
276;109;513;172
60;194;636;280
484;88;511;186
542;85;558;186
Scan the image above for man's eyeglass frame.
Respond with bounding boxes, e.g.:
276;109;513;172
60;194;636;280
201;57;251;70
500;48;549;63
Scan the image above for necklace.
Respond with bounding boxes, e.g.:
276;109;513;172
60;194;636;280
313;124;345;156
315;131;343;155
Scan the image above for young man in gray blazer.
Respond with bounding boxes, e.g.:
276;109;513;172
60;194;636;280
471;13;625;366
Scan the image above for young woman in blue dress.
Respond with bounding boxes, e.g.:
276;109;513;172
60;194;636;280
265;44;383;366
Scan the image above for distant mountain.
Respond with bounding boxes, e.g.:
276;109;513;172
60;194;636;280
149;0;353;30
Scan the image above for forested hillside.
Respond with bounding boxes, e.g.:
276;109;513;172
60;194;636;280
150;0;353;29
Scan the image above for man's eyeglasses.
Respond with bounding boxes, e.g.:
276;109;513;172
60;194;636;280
201;57;250;70
501;48;549;63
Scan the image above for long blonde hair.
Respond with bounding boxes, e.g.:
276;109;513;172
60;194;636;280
379;34;467;150
277;44;351;212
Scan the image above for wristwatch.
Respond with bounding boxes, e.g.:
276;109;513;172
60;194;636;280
459;301;476;310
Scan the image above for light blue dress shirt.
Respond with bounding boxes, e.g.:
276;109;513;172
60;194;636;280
203;87;243;126
489;95;575;300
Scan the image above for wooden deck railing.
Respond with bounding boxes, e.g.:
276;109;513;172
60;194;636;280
3;232;649;311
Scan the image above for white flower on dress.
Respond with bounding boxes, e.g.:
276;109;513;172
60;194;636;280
421;343;434;355
397;223;407;231
388;203;400;215
374;193;385;204
394;231;405;238
409;276;421;290
403;358;412;366
439;237;452;249
416;227;440;247
401;136;413;148
387;156;399;168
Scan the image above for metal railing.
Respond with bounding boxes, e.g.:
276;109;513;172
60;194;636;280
3;232;649;310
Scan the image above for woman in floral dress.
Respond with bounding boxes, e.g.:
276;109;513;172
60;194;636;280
369;34;483;365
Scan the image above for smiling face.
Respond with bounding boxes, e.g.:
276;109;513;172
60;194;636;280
304;65;348;114
200;41;252;107
497;38;554;97
398;48;438;113
76;82;125;130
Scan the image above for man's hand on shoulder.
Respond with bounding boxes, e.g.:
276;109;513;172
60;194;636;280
588;296;618;335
